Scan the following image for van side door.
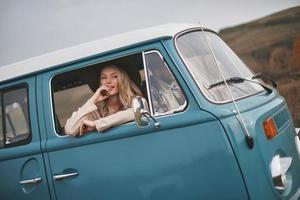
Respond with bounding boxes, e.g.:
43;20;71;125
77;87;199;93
41;43;248;199
0;77;51;200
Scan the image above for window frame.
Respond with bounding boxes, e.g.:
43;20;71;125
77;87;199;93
143;50;188;117
49;51;146;137
174;28;264;104
49;47;188;137
0;83;32;148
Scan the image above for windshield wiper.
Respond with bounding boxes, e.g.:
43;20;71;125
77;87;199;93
208;76;273;94
251;73;277;88
208;77;244;89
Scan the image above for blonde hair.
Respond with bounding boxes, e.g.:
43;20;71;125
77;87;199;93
98;64;142;117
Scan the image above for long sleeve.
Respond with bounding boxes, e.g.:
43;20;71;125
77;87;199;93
95;108;134;132
64;100;99;136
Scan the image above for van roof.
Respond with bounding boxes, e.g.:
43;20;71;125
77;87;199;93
0;23;202;82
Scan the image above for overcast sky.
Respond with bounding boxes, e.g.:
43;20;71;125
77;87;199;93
0;0;299;67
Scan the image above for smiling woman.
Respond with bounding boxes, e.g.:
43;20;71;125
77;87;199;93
63;63;143;136
51;53;144;136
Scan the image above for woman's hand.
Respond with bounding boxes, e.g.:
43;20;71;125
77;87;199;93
90;85;110;104
79;119;96;136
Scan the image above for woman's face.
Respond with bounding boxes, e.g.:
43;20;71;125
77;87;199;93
99;66;119;96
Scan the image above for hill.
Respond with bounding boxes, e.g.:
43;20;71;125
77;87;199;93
219;6;300;127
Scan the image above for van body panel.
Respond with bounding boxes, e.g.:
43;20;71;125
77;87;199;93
36;74;59;200
0;77;51;200
45;118;248;200
222;95;300;199
39;42;248;199
212;93;299;199
163;37;300;199
220;103;300;199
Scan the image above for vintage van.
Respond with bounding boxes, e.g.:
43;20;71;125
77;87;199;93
0;23;299;200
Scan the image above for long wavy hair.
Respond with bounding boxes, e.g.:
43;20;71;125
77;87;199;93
98;64;142;117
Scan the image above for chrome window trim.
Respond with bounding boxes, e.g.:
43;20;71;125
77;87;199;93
49;48;188;137
49;75;67;138
174;28;263;104
143;50;187;116
153;102;190;120
142;51;154;116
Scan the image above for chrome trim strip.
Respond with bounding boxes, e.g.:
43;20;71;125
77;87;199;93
143;50;187;116
142;51;154;116
19;177;42;184
53;172;79;181
295;134;300;157
49;75;66;138
290;186;300;200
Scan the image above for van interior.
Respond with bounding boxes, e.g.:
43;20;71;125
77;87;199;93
51;53;146;135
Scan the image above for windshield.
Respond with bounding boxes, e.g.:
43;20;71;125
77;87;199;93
176;30;263;103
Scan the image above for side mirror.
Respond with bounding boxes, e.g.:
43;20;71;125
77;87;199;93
132;96;160;128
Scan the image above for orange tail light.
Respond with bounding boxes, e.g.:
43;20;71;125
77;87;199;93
263;117;277;139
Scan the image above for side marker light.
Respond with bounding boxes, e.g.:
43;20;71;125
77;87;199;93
263;117;277;139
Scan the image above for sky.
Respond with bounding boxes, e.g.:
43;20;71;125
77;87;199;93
0;0;299;67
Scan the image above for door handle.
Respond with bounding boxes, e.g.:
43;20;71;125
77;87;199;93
53;171;79;181
19;177;42;185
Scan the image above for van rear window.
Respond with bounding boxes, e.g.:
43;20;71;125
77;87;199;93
0;85;31;147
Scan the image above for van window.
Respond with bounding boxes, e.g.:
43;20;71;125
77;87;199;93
53;84;93;132
176;30;263;103
144;51;186;116
51;53;144;135
51;51;187;135
0;86;31;147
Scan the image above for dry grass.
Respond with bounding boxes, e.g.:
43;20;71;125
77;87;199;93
219;6;300;127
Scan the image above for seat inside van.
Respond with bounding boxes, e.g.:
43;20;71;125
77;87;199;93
51;53;145;135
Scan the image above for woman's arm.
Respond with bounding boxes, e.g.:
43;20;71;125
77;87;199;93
65;87;109;136
64;100;98;136
94;108;134;132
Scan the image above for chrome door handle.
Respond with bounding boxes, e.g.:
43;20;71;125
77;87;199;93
19;177;42;184
53;172;79;181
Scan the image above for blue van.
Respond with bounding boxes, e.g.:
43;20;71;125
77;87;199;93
0;23;299;200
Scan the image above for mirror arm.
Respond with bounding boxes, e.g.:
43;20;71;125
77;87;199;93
140;110;160;128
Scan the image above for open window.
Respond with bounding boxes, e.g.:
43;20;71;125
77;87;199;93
51;53;145;135
51;50;187;135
